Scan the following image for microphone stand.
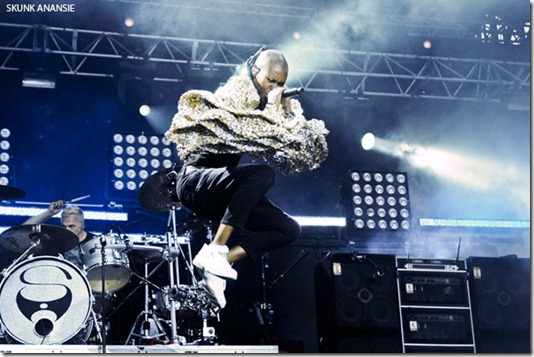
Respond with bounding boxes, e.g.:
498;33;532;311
269;249;308;288
100;235;107;353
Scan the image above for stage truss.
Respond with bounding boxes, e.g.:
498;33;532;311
0;22;529;103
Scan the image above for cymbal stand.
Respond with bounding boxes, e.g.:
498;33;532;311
0;241;38;277
125;257;168;344
99;236;108;353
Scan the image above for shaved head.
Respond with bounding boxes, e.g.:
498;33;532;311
254;49;288;72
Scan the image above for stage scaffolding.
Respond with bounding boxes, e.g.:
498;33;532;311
0;22;529;103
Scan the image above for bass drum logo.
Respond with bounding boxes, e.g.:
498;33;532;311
0;256;92;344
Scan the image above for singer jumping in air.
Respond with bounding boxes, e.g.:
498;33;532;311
165;47;329;309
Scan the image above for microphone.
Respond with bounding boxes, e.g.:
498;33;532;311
282;87;304;98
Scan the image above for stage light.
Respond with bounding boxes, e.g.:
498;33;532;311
361;133;375;150
138;158;148;167
479;14;529;47
22;72;56;89
139;104;151;117
0;128;12;186
113;134;123;143
125;134;135;144
108;132;179;203
0;206;127;221
365;133;529;220
423;40;432;49
419;218;530;229
124;17;135;28
292;216;346;227
343;170;411;234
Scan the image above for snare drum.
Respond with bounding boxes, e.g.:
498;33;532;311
80;234;131;293
0;255;93;345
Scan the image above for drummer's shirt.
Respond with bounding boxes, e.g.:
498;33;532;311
63;231;97;271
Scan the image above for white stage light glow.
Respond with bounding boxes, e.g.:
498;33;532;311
361;133;375;150
124;18;134;27
362;134;529;216
139;105;151;116
0;206;127;221
293;216;346;227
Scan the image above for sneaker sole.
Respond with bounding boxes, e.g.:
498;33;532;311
193;260;237;280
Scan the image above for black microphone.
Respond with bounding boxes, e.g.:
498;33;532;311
282;87;304;98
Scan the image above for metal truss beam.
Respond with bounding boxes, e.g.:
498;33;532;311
0;23;529;102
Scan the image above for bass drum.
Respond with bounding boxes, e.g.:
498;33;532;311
0;255;93;345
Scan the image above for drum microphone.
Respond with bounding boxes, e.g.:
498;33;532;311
281;87;304;98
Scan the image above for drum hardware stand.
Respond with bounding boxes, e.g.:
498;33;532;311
0;241;38;277
99;235;108;353
103;240;164;319
89;308;104;344
201;311;216;344
125;258;168;345
121;207;216;345
164;203;194;345
108;257;166;320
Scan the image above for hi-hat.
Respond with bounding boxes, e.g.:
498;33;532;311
0;224;79;255
137;164;182;211
0;185;26;201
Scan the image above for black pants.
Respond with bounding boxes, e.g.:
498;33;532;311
176;163;301;261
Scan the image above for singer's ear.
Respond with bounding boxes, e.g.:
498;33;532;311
251;65;260;76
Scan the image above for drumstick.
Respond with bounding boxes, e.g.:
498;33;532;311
67;195;91;203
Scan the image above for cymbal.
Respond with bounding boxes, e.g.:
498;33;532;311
0;185;26;201
137;164;182;212
0;224;79;255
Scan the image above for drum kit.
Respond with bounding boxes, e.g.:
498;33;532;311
0;166;219;347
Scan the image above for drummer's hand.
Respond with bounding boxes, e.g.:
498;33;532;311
48;200;66;214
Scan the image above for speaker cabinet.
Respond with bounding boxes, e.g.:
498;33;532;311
315;253;401;353
467;256;530;353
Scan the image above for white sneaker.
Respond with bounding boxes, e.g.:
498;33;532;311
200;272;227;309
193;243;238;280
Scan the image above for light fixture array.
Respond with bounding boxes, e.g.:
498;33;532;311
345;170;411;233
110;133;176;194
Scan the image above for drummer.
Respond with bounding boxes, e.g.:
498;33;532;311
23;200;96;269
